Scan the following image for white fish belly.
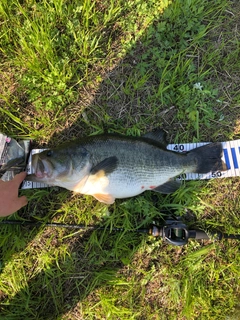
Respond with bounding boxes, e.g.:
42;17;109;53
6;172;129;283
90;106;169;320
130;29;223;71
102;168;182;198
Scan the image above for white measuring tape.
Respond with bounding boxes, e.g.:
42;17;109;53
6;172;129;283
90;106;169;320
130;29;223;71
21;139;240;189
167;140;240;180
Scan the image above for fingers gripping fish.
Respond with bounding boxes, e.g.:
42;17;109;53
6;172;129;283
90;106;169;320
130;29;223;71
26;129;227;204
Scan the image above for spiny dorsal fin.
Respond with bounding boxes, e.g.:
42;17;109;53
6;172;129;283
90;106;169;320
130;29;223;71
143;128;168;148
90;156;118;176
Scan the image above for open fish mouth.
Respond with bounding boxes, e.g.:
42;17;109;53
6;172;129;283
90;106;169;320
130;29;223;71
32;154;53;179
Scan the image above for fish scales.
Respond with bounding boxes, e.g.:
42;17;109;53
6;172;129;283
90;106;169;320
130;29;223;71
81;137;188;188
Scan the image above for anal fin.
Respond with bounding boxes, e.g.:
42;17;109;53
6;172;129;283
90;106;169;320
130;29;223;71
153;179;181;194
93;193;115;204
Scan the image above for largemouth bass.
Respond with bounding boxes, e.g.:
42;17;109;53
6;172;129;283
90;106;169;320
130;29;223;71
26;129;227;204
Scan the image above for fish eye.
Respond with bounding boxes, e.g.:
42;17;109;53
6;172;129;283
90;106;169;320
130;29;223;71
46;150;53;157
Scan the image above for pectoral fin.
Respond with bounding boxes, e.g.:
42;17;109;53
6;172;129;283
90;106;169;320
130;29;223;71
153;179;181;194
93;193;115;204
90;156;118;176
79;157;118;199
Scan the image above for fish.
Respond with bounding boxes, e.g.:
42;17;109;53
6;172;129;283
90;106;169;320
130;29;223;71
26;129;227;204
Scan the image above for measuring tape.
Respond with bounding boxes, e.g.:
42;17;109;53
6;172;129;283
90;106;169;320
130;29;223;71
21;139;240;189
167;139;240;181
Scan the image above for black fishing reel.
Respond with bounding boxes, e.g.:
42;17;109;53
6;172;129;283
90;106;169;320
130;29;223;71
148;216;208;246
147;215;240;246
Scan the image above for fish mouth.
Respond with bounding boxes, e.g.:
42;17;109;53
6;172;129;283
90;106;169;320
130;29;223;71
32;154;53;179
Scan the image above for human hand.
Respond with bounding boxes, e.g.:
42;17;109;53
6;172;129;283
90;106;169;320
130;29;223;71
0;171;28;217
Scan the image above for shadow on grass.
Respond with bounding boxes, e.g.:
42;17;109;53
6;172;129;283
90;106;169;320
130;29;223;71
0;214;146;319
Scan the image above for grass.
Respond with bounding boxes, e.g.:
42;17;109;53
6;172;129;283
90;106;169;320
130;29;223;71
0;0;240;319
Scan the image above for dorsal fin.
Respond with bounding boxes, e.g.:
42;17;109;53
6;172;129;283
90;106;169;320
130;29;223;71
143;129;168;148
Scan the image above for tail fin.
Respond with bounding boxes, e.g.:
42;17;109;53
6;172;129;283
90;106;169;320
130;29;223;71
188;142;227;173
